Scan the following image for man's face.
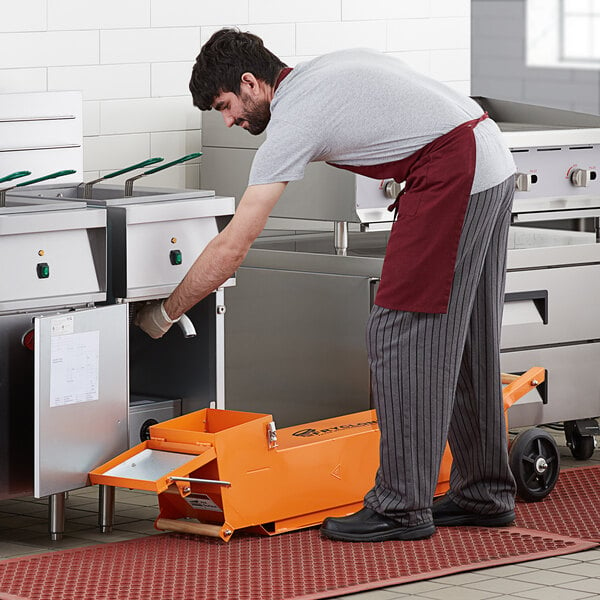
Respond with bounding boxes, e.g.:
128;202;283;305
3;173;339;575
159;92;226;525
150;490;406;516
212;89;271;136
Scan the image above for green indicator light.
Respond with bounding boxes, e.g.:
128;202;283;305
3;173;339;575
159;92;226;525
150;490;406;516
37;263;50;279
170;250;182;266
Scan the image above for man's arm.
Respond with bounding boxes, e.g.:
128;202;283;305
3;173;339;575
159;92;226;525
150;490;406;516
135;182;286;338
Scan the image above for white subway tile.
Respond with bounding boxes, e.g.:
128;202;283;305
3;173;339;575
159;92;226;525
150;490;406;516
48;0;98;30
150;131;203;162
0;0;46;32
250;0;341;24
237;24;296;57
387;17;469;52
296;21;387;55
429;17;470;49
0;31;100;69
83;101;101;136
101;28;200;64
84;133;150;171
0;68;47;93
430;49;470;82
151;0;248;27
342;0;430;21
387;19;431;52
431;0;470;17
199;24;295;57
99;0;151;29
49;65;151;100
100;96;201;135
48;0;150;30
388;51;431;76
152;62;195;97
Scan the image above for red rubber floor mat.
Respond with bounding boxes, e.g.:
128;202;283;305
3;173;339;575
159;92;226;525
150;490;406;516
515;465;600;542
0;527;595;600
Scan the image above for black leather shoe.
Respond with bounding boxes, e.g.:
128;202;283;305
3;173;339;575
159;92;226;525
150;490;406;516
432;495;515;527
320;507;435;542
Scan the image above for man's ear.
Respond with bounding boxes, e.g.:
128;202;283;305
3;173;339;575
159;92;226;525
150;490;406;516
240;72;260;94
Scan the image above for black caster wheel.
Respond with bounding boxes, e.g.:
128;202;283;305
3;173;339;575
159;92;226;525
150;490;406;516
565;420;598;460
509;428;560;502
569;434;596;461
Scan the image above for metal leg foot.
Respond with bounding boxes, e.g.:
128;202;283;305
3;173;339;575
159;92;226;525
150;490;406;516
49;492;66;541
99;485;115;534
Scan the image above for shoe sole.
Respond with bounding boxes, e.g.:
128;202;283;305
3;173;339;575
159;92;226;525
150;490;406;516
434;512;515;527
320;522;436;543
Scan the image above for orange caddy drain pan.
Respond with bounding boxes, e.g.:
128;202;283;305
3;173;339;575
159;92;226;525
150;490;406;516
90;367;546;542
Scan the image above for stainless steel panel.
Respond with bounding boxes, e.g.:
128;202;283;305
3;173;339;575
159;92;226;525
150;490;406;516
0;227;105;312
200;144;360;222
501;343;600;427
502;263;600;349
511;146;600;210
224;266;373;427
473;96;600;147
10;183;218;207
123;214;218;298
0;91;82;183
34;303;128;497
129;397;182;447
0;312;38;499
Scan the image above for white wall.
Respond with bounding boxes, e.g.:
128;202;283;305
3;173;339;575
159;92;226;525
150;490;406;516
0;0;471;189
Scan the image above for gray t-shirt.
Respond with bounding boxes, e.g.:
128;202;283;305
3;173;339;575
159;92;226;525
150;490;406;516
249;49;515;194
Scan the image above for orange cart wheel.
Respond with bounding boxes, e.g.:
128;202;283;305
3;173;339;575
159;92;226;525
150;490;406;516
509;428;560;502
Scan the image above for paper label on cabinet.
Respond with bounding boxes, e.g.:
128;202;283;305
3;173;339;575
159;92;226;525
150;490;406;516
50;330;100;407
50;315;74;336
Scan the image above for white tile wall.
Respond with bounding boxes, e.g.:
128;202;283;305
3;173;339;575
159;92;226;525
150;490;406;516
47;0;150;30
250;0;340;24
151;62;195;97
100;97;200;135
1;2;471;183
0;31;99;68
0;68;47;93
296;21;387;55
151;0;249;27
49;65;151;100
342;0;431;21
100;28;200;64
0;0;46;32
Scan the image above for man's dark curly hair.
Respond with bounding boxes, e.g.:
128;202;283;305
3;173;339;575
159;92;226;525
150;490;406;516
189;28;288;111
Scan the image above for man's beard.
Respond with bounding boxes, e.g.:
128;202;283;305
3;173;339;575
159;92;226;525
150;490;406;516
237;94;271;135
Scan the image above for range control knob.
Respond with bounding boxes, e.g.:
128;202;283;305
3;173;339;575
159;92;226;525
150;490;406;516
570;168;597;187
383;179;404;199
515;172;538;192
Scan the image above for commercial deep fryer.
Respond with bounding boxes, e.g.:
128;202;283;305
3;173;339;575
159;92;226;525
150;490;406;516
3;91;236;537
0;195;128;540
201;98;600;458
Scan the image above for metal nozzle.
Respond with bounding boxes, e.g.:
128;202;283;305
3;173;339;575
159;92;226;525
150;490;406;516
176;313;196;338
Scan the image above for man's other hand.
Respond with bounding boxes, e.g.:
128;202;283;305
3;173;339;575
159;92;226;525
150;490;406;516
134;300;175;339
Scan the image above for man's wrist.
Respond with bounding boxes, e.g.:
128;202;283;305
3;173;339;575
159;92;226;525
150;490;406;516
160;300;180;324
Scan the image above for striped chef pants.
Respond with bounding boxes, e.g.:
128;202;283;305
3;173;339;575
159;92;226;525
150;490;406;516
364;175;516;527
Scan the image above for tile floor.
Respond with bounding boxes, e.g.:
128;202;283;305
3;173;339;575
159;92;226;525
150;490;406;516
0;430;598;600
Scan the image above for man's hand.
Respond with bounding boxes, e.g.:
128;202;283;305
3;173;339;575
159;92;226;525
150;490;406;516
134;300;178;339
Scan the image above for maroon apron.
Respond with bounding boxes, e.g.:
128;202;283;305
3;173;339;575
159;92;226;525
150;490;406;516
273;67;487;314
329;113;489;314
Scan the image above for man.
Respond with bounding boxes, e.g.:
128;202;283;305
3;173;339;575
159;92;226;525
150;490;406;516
136;28;517;542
